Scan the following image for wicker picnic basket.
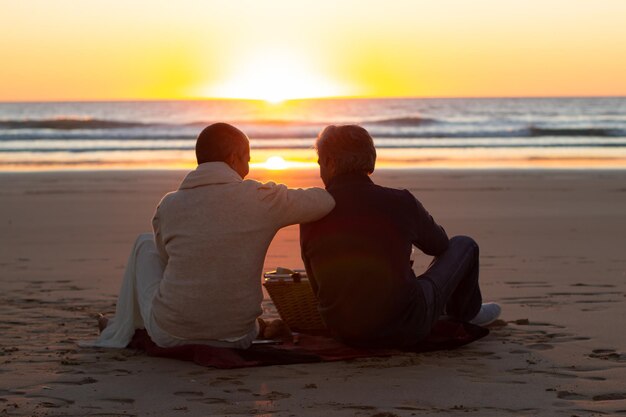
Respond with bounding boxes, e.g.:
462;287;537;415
263;269;326;333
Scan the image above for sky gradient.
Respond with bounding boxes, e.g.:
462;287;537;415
2;0;626;101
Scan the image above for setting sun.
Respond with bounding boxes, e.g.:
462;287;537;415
201;48;347;103
263;156;288;170
2;1;626;101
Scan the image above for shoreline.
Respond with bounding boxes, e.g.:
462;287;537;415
2;145;626;173
2;162;626;174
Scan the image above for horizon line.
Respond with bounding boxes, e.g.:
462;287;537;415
1;94;626;104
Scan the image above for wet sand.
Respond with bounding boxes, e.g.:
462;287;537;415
1;168;625;416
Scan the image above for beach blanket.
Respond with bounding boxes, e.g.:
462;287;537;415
127;319;489;369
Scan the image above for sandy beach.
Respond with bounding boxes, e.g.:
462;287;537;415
1;168;625;416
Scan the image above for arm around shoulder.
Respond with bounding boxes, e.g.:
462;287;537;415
257;182;335;227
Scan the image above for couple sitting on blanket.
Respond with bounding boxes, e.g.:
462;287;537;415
95;123;501;350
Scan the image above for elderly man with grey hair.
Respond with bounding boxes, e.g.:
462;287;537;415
300;125;500;348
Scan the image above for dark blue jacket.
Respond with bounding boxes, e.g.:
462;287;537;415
300;172;448;347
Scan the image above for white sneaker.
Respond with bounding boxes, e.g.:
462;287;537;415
469;303;502;326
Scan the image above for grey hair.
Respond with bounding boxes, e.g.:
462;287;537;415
315;125;376;175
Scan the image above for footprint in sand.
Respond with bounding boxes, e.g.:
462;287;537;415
265;391;291;400
24;395;74;408
500;296;553;307
340;404;377;411
592;392;626;401
173;391;204;397
549;290;623;302
571;282;616;288
588;349;626;362
557;390;587;400
501;320;590;349
55;377;97;385
208;376;245;387
505;280;553;289
100;398;135;404
508;349;531;354
527;343;554;350
189;397;231;405
509;368;577;380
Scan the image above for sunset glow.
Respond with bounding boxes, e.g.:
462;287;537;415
203;49;347;103
253;154;318;170
2;1;626;101
263;156;288;170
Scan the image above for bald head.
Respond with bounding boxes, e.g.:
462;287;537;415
196;123;249;164
196;123;250;177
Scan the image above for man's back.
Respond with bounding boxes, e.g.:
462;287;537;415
152;162;334;341
300;172;448;347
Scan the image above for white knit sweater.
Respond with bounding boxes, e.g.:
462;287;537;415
150;162;335;341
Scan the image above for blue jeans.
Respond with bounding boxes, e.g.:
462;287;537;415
416;235;483;330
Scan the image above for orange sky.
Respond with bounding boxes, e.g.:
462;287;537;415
1;0;626;101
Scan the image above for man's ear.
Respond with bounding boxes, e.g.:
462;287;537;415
322;156;336;174
225;152;237;169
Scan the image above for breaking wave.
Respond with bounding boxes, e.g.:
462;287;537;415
0;118;149;130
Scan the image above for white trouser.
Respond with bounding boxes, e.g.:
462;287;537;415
84;234;257;349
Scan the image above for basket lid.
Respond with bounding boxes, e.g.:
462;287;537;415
264;269;308;283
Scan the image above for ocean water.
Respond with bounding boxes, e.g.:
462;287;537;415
1;97;625;169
